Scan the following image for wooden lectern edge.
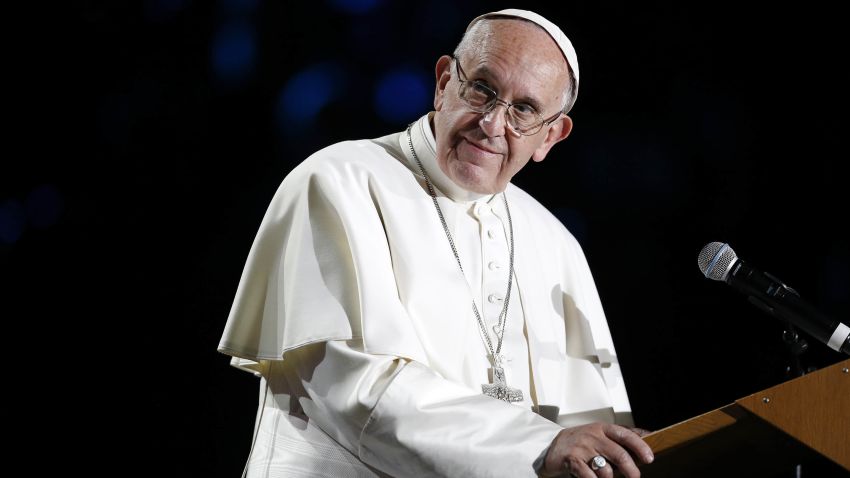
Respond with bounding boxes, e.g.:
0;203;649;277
641;402;747;456
639;357;850;470
734;357;850;470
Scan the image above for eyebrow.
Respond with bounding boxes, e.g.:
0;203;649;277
469;64;545;112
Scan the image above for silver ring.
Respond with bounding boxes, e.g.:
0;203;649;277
590;455;607;471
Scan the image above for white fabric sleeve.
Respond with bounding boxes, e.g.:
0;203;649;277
283;340;563;478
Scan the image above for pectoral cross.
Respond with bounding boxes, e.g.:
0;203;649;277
481;354;523;403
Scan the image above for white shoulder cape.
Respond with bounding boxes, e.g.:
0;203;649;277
218;116;632;419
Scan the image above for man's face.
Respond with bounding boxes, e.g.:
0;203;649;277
432;19;573;195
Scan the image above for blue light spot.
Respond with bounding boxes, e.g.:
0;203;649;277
26;185;63;229
0;200;25;244
276;63;345;131
211;22;257;84
374;69;429;123
328;0;381;14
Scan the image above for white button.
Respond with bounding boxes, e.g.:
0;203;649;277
488;261;500;271
488;293;502;303
487;229;496;239
473;202;491;217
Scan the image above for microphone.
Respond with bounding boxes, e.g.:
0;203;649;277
698;242;850;355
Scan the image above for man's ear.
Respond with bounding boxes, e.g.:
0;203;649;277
434;55;453;111
531;115;573;162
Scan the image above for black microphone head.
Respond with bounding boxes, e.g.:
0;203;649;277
698;242;738;281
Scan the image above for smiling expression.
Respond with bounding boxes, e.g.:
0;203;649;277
432;19;574;194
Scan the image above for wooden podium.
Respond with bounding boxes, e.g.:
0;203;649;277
638;358;849;477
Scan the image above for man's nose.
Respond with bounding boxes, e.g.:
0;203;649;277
478;104;509;138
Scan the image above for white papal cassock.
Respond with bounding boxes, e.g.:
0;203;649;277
218;113;633;477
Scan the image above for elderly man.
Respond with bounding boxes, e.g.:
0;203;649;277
219;8;653;478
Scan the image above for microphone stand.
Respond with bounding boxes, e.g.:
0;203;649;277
780;322;808;478
781;322;809;379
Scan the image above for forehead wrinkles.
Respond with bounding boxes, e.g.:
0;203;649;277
460;19;569;106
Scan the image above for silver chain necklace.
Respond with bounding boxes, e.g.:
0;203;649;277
406;124;523;403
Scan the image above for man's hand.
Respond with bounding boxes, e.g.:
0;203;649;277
624;427;652;438
540;423;654;478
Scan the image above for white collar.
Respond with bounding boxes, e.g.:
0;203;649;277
400;113;491;203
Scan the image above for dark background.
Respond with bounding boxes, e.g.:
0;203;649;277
4;0;848;476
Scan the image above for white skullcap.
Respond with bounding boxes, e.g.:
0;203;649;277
466;9;580;113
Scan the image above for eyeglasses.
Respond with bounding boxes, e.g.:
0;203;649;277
453;56;563;136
